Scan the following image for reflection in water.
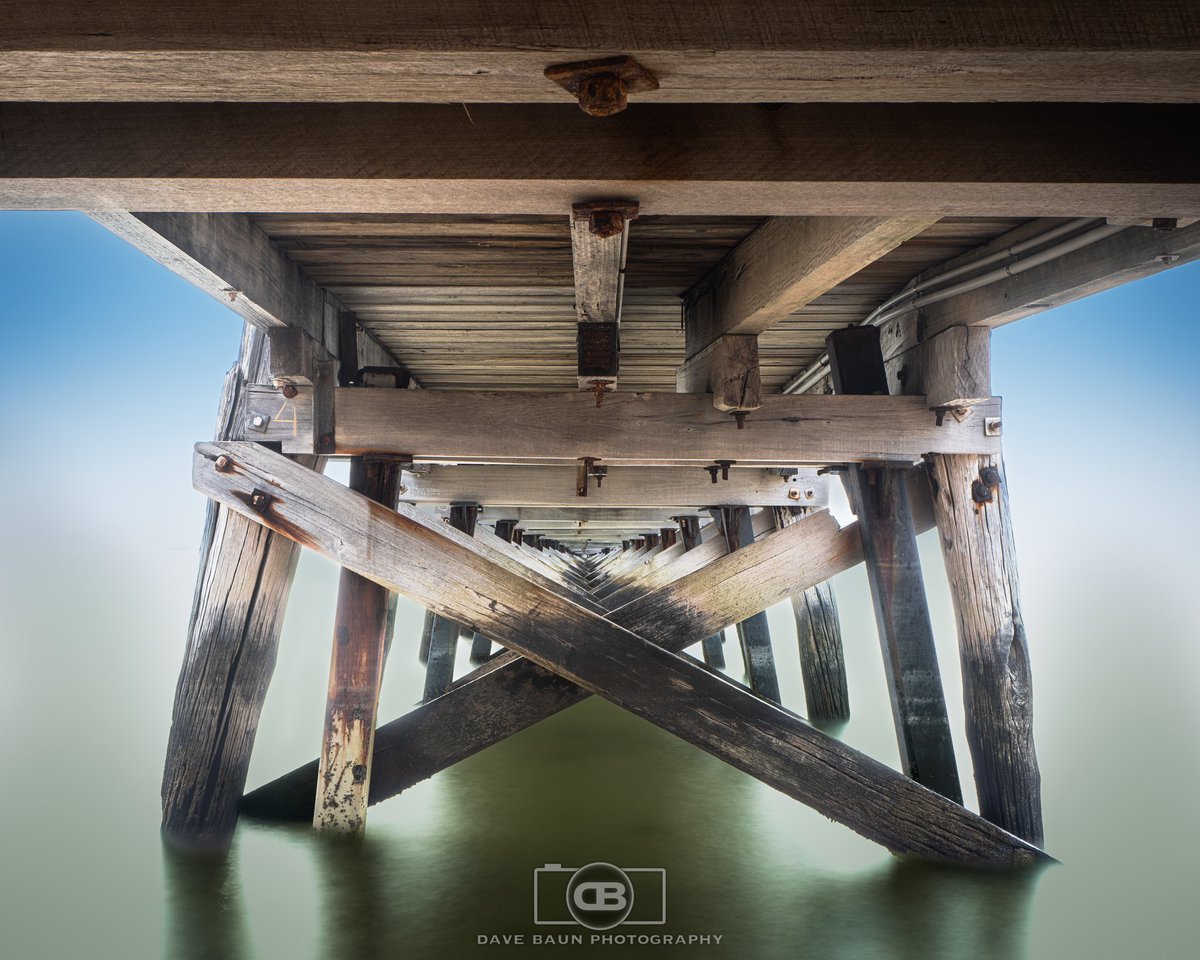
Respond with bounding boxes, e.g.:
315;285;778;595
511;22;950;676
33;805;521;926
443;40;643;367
163;845;249;960
166;698;1045;959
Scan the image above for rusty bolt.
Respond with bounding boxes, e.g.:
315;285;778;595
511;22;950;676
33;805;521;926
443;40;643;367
577;73;627;117
971;479;994;504
805;488;816;500
214;455;233;473
733;412;747;430
979;465;1002;488
282;384;298;399
705;465;720;484
984;417;1002;437
588;211;626;239
249;489;273;513
788;488;801;501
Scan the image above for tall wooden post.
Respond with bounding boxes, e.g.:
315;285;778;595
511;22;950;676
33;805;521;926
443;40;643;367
913;326;1044;844
676;515;726;668
714;506;781;702
422;503;480;701
161;324;319;848
314;456;404;833
827;326;962;802
772;506;850;722
470;518;517;663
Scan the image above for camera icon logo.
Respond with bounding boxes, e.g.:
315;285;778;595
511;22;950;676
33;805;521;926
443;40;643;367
534;863;667;931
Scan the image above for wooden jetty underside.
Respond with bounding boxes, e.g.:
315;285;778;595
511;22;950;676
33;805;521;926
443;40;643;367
9;0;1200;868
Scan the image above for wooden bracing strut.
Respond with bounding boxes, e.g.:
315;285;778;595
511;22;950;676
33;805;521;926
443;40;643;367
196;440;1047;867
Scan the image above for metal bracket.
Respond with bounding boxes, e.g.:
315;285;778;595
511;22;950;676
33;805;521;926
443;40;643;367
544;56;659;117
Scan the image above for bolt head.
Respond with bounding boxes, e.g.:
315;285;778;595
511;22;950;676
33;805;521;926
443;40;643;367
214;455;233;473
251;414;266;428
282;384;298;399
788;488;801;500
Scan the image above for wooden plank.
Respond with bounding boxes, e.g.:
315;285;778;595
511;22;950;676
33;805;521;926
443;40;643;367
676;335;763;413
828;326;962;802
683;217;939;354
7;103;1199;215
774;506;850;723
716;507;781;702
423;503;479;702
907;327;1044;845
161;324;321;849
314;456;403;833
243;386;1003;463
204;441;1046;866
6;1;1198;104
399;464;827;508
242;488;934;821
879;220;1200;361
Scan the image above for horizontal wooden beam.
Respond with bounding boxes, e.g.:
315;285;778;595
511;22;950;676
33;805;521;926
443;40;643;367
683;216;939;353
399;464;826;508
243;386;1002;464
5;2;1197;103
199;440;1045;866
7;104;1198;216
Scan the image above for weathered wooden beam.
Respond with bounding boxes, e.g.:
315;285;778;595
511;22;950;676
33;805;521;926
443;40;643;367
161;324;321;849
423;502;479;702
399;464;826;508
89;212;404;377
828;325;962;802
677;515;726;669
243;483;935;821
571;201;636;394
205;441;1046;866
7;104;1198;215
683;216;940;355
7;2;1198;104
314;456;403;833
774;506;850;723
470;519;517;664
716;507;781;702
243;386;1002;464
880;220;1200;362
676;334;763;413
907;326;1044;845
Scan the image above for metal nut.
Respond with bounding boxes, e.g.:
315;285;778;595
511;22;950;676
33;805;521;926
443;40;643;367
984;417;1002;437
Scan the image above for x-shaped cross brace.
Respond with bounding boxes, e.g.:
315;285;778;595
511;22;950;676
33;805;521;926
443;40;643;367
196;441;1046;868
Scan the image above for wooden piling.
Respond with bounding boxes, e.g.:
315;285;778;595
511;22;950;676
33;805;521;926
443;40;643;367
715;506;781;702
314;456;403;833
773;506;850;722
422;502;479;701
676;515;727;668
915;326;1044;844
161;324;318;848
827;325;962;802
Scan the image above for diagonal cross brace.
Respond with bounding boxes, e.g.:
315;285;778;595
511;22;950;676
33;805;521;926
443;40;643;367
196;441;1047;867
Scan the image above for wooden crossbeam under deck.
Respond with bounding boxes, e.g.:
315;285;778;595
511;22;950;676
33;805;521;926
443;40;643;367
400;465;827;508
196;440;1046;866
243;386;1001;465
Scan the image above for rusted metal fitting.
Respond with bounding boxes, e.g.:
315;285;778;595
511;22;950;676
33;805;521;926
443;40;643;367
705;465;720;484
984;417;1002;437
733;412;747;430
281;384;299;399
979;465;1002;489
214;455;234;473
971;479;994;504
573;200;640;239
544;56;659;117
248;488;274;513
716;459;735;481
